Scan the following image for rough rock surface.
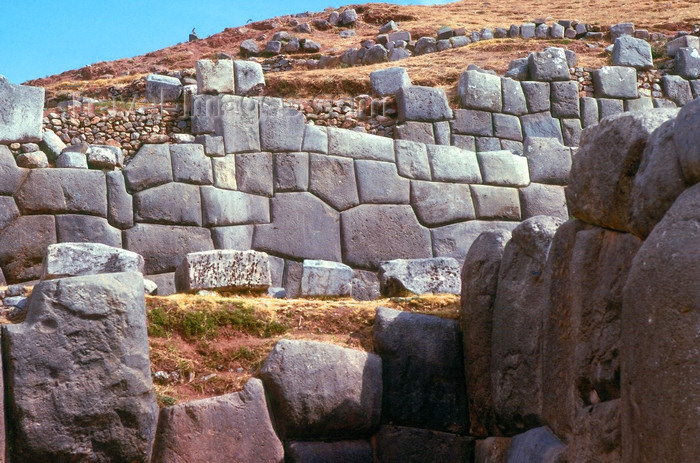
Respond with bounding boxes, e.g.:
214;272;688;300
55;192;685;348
41;243;144;280
0;215;56;283
300;260;353;297
378;258;461;296
174;250;271;293
0;79;44;143
151;378;284;463
506;427;566;463
373;426;474;463
260;339;382;440
3;272;158;462
286;441;372;463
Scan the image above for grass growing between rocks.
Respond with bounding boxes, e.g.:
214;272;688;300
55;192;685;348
146;292;459;406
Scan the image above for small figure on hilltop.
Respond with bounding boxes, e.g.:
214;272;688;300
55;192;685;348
189;28;199;42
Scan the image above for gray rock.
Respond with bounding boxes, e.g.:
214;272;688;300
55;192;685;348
611;36;653;69
675;98;700;184
14;169;106;216
580;97;599;128
394;140;430;180
521;112;564;143
528;47;570;81
195;134;225;157
300;260;353;297
523;136;572;185
39;129;66;161
211;154;237;190
477;150;529;186
451;109;493;136
461;230;511;437
437;39;452;51
175;249;271;293
451;134;476;151
123;144;173;192
55;214;122;248
3;272;158;462
106;172;133;229
135;182;202;226
170;143;213;184
274;152;309;192
146;74;182;102
232;60;264;96
593;66;638;99
691;79;700;99
0;196;19;232
492;216;563;435
567;400;621;463
624;97;653;114
507;427;566;463
395;121;434;144
508;24;520;38
355;160;410;204
411;180;475;226
351;270;381;301
211;225;254;250
566;109;677;232
519;183;568;220
15;150;48;168
476;137;502;152
196;59;234;95
493;113;523;141
433;121;450;145
260;339;382;439
521;81;551;112
374;307;467;431
201;186;269;227
341;205;431;268
380;20;398;34
378;258;461;296
373;425;474;463
437;26;453;40
286;441;371;463
397;86;452;122
260;106;305;152
0;80;44;143
338;8;357;26
0;215;56;283
431;220;519;263
665;35;700;57
505;57;529;80
501;140;524;155
303;39;322;52
152;378;283;463
610;22;634;40
215;97;261;153
240;39;259;55
550;22;565;39
662;74;693;106
254;192;341;262
427;144;482;183
370;67;411;97
309;154;359;210
362;44;388;65
451;35;470;48
621;183;700;462
87;144;123;170
535;24;549;38
41;242;143;280
561;118;583;147
55;151;87;169
550;80;580;118
235;152;273;196
458;70;503;111
414;37;437;55
597;98;625;120
502;78;528;115
388;47;412;61
302;125;328;153
327;127;394;162
123;223;214;275
0;145;28;194
264;41;282;55
470;185;521;220
146;273;176;296
520;23;536;38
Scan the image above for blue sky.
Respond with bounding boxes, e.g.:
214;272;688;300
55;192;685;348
1;0;454;84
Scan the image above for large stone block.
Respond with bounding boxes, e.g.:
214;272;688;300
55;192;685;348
431;220;519;263
286;441;371;463
522;137;571;184
567;109;677;233
427;145;482;183
461;230;511;437
598;98;625;120
397;86;453;122
201;186;269;227
520;112;563;143
123;224;214;275
0;215;56;283
593;66;638;99
370;67;411;97
328;127;394;162
300;260;353;297
0;80;44;143
661;74;694;106
0;145;28;195
471;185;521;220
373;426;474;463
215;97;261;153
302;125;328;153
378;258;461;296
14;169;107;217
567;400;621;463
394;139;431;180
196;59;235;94
458;70;503;111
414;37;437;55
621;183;700;461
521;81;551;113
374;307;467;431
665;34;700;57
134;182;202;226
211;154;237;190
3;272;158;462
395;121;435;144
451;109;493;136
233;60;265;96
492;216;563;435
175;249;271;292
581;97;599;128
260;339;382;439
674;47;700;79
355;160;410;204
611;36;653;69
56;214;122;248
308;154;359;210
211;225;254;250
41;242;143;280
477;150;529;186
519;183;568;220
0;196;19;234
411;180;475;226
152;378;283;463
550;80;580;118
341;205;431;268
170;143;213;185
254;192;341;262
260;106;305;152
675;98;700;184
145;74;182;102
528;47;570;81
274;152;309;192
123;144;173;192
492;113;523;141
507;427;566;462
236;152;273;196
502;77;528;116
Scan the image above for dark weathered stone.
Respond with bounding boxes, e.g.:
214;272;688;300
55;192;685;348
461;230;511;437
341;205;431;269
411;181;475;226
394;140;431;180
492;216;563;435
3;272;158;462
550;81;580;118
519;183;569;220
236;152;274;196
134;182;203;226
260;339;382;440
522;137;572;185
458;70;503;112
145;273;176;296
215;97;261;153
397;86;453;122
287;441;371;463
123;144;173;192
521;81;550;113
520;112;563;143
675;98;700;184
14;169;107;217
470;185;521;220
477;150;529;186
106;171;134;229
0;80;44;143
254;192;341;262
0;215;56;283
308;154;359;210
201;186;270;227
593;67;637;99
528;47;570;81
661;74;694;106
355;160;410;204
300;260;353;297
351;270;381;301
373;426;474;463
431;221;519;263
274;152;309;192
152;378;283;463
175;250;271;293
0;196;20;232
123;224;214;275
567;400;621;463
451;109;493;136
56;214;122;248
507;427;566;462
211;225;254;250
0;145;28;195
502;77;528;116
170;144;213;185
